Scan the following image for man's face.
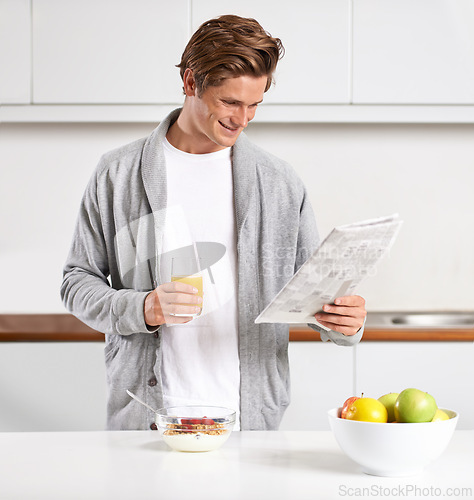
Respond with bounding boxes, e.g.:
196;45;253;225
186;74;268;153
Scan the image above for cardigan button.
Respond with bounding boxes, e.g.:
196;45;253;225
148;378;157;387
150;423;158;430
154;332;159;338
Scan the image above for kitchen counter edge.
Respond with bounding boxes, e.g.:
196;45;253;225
0;314;473;342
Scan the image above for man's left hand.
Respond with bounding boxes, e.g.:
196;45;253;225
314;295;366;336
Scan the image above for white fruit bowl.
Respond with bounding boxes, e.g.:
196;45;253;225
328;407;458;477
155;405;236;452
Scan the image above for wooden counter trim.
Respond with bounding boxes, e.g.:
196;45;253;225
0;314;103;342
289;327;474;342
1;314;474;342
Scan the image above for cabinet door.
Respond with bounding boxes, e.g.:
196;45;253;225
355;342;474;430
33;0;188;103
192;0;351;104
353;0;474;104
0;343;106;432
280;342;354;431
0;0;31;104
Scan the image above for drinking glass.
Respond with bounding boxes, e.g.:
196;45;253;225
170;257;203;317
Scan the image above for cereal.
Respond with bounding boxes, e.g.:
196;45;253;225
164;422;227;436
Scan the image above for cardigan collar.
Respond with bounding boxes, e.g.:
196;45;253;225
140;108;257;239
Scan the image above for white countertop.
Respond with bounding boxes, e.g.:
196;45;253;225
0;430;472;500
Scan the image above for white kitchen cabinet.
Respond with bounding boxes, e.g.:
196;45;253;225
0;0;31;104
0;342;106;432
32;0;188;103
280;341;355;431
355;342;474;430
353;0;474;104
0;339;353;432
192;0;351;104
5;0;474;121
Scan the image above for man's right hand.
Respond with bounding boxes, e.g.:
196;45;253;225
144;282;203;327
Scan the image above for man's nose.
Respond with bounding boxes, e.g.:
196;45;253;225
234;107;250;128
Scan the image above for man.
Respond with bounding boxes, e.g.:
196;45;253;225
61;15;366;431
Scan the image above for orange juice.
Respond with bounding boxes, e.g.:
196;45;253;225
171;275;203;316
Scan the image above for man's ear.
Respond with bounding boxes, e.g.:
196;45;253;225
183;68;196;97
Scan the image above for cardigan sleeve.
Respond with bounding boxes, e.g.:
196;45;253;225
60;161;157;336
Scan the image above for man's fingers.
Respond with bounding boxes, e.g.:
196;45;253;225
167;303;202;315
161;292;202;305
333;295;365;307
164;314;194;325
321;305;361;317
160;281;199;294
145;281;203;327
315;313;361;328
316;320;359;336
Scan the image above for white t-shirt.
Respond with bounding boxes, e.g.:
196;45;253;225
159;137;240;428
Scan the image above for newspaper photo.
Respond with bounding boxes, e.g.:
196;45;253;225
255;214;402;326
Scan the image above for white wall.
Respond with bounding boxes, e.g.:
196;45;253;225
1;120;473;312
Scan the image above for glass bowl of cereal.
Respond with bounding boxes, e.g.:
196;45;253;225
155;406;236;452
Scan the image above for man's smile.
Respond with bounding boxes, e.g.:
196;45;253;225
218;120;239;132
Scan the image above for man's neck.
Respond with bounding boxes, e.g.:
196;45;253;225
166;112;227;155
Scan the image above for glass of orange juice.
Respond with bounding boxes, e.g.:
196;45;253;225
170;257;203;318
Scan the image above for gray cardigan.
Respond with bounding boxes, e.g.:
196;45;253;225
61;108;362;430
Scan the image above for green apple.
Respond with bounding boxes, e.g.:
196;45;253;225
377;392;399;422
394;388;437;423
431;409;449;422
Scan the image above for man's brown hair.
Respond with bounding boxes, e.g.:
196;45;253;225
177;15;284;96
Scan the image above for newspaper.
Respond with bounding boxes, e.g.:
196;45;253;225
255;214;402;326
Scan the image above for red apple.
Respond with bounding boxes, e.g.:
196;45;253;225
341;396;360;419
